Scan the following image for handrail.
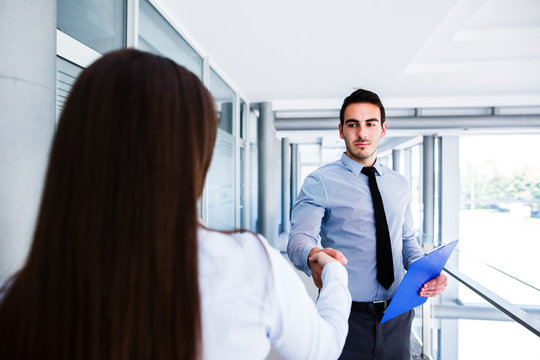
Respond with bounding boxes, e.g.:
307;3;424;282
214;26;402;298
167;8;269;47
432;303;540;321
455;249;540;292
444;264;540;337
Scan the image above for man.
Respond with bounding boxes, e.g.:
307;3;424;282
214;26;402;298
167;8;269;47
287;89;447;359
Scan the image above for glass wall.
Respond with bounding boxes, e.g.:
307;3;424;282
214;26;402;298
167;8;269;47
459;316;539;359
210;68;234;134
138;0;203;78
458;134;540;357
57;0;125;53
453;275;540;359
57;0;246;233
459;134;540;301
206;69;236;230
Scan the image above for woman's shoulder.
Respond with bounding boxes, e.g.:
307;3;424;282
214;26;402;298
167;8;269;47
197;227;276;273
197;228;281;311
198;227;269;252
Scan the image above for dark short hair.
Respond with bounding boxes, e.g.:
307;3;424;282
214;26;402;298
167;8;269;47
339;89;386;126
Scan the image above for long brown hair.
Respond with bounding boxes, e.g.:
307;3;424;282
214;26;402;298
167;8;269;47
0;49;217;359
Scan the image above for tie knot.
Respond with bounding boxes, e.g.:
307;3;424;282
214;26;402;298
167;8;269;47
361;166;376;177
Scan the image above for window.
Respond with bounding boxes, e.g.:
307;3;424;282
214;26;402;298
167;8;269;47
209;68;235;134
205;69;236;230
138;0;203;78
57;0;125;53
458;134;540;357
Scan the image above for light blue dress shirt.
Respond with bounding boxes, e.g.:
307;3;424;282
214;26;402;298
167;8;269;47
288;153;425;302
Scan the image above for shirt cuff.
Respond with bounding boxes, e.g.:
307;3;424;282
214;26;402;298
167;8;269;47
301;244;318;277
321;261;348;284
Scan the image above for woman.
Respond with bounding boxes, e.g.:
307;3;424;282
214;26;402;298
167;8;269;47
0;49;351;359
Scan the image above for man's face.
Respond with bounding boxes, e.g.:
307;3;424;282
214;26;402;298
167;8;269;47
339;102;387;167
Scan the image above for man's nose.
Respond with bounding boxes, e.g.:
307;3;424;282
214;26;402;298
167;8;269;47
357;124;367;137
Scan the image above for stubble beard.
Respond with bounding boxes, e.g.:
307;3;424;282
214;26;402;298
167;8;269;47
345;140;379;163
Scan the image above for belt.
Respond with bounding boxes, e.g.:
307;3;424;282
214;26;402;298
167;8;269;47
351;300;390;314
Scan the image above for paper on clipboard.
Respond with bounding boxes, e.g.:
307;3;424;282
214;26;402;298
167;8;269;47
380;239;459;324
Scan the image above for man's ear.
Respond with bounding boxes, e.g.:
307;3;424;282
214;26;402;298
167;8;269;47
380;121;387;139
339;124;344;139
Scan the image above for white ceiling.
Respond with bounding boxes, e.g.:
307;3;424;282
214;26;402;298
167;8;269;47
157;0;540;111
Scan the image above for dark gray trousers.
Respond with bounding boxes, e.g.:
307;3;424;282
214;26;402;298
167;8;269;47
339;309;414;360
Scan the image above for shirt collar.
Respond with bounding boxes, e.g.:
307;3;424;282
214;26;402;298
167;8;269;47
340;152;384;177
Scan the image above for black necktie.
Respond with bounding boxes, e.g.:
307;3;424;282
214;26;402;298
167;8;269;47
361;166;395;289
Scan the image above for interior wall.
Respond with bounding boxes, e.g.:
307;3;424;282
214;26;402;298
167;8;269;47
0;0;57;283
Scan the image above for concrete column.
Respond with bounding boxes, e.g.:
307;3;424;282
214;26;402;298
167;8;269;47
438;136;460;359
281;138;291;233
257;102;277;245
422;135;435;245
0;0;57;282
421;135;435;357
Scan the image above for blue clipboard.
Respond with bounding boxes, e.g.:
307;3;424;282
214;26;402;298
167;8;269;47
380;239;459;324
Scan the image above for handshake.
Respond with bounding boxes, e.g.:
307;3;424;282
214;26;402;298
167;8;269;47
307;247;348;288
307;246;448;296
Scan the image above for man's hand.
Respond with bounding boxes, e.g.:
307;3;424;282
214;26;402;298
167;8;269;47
419;273;448;297
307;247;348;288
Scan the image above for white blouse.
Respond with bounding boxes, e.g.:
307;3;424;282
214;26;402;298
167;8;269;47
198;227;351;360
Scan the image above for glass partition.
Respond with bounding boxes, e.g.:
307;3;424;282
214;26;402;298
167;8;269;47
209;68;234;134
459;134;540;298
206;68;236;230
438;274;539;359
458;316;539;359
57;0;125;53
57;0;245;233
457;134;540;357
239;99;247;140
138;0;203;78
206;132;235;230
